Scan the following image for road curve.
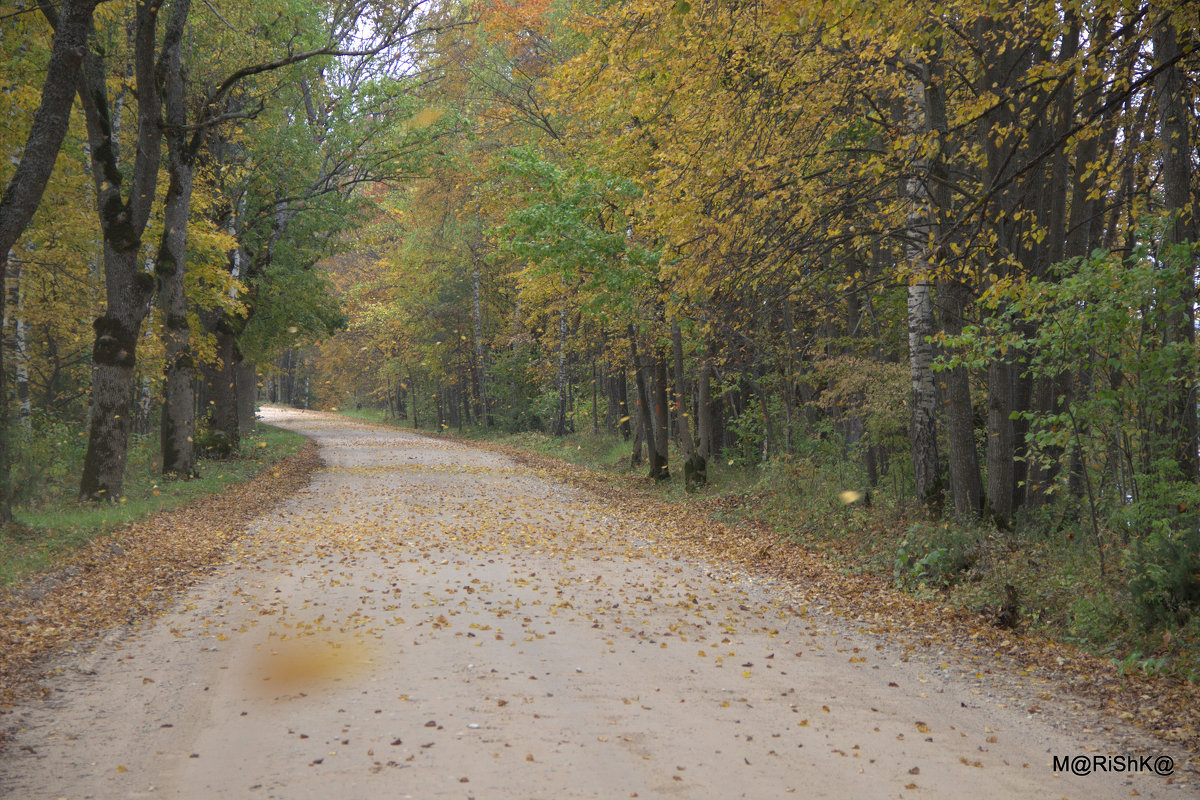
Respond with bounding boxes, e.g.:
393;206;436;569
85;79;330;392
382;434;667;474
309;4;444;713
0;408;1190;799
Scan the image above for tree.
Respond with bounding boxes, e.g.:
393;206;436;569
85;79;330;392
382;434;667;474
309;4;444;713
0;0;103;519
72;0;176;500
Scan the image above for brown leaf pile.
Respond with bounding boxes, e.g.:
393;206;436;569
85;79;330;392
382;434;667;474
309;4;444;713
0;442;322;713
476;440;1200;766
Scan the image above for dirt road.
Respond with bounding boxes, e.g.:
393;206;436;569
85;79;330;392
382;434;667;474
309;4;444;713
0;409;1191;799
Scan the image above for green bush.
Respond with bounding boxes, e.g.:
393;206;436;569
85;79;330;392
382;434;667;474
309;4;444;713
893;522;978;590
1128;526;1200;628
9;418;88;506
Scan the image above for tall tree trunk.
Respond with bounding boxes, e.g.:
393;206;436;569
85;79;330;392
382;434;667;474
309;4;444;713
1152;8;1198;482
471;252;488;429
0;0;103;517
237;360;256;433
652;354;670;479
904;59;942;512
630;405;644;466
591;358;599;434
157;0;197;476
602;362;617;433
77;0;172;500
551;300;568;436
79;248;157;499
616;368;631;440
157;158;196;476
973;11;1039;525
939;279;982;519
3;253;31;433
630;327;656;471
410;372;419;429
696;358;713;459
202;324;240;457
671;321;695;459
986;361;1015;524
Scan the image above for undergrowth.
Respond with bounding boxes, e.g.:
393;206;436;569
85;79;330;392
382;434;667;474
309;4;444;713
0;423;305;586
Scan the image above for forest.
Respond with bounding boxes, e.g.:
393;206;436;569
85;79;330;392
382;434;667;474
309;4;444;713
2;0;1199;673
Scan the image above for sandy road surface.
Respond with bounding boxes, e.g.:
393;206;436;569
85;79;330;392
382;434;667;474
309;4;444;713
0;408;1191;799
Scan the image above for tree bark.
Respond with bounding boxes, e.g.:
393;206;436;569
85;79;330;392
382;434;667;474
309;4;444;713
550;300;568;436
3;253;32;433
671;321;695;459
1151;8;1198;482
157;0;197;477
696;358;713;459
471;250;489;429
616;368;631;440
939;278;982;519
157;167;196;475
201;323;241;457
237;360;257;433
77;0;171;500
0;0;102;519
652;353;670;479
904;59;942;512
986;360;1015;524
629;327;656;471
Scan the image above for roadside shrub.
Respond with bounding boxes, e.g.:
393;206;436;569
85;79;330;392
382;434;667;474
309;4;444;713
9;418;87;506
1127;525;1200;628
894;521;978;590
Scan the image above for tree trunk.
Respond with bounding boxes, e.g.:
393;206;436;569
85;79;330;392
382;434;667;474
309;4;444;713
652;354;670;479
630;327;656;471
551;301;568;436
237;360;256;433
671;322;695;459
410;372;419;429
696;358;713;459
157;0;197;476
939;279;982;518
202;324;241;457
630;405;644;466
602;362;617;433
472;252;489;429
591;359;599;434
1152;9;1198;482
77;0;172;500
903;60;942;512
616;368;631;440
986;360;1016;525
79;247;157;499
3;253;31;433
0;0;103;517
158;159;197;476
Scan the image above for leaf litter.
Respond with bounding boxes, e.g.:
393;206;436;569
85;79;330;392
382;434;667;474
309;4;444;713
0;441;322;718
466;437;1200;768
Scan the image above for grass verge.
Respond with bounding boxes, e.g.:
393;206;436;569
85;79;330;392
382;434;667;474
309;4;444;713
1;425;306;587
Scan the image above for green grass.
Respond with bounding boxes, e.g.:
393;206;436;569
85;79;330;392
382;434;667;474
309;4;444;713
0;424;306;587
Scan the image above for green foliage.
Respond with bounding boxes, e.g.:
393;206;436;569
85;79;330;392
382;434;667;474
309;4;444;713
941;225;1200;625
2;425;305;586
8;418;89;507
497;147;659;321
724;403;765;467
893;522;978;591
1127;526;1200;628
